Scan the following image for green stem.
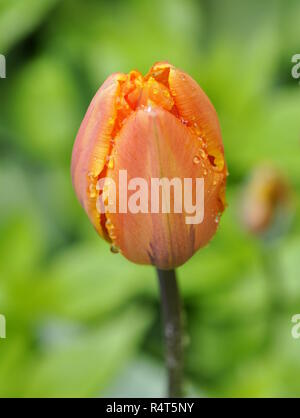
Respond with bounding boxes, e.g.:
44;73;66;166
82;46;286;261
156;268;183;398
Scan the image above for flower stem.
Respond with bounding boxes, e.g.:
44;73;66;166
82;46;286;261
156;268;183;398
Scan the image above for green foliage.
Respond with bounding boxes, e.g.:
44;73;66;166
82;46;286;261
25;307;153;398
0;0;59;53
0;0;300;398
10;55;82;163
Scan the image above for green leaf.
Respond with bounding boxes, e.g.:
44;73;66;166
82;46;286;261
38;242;155;321
0;0;60;52
9;55;82;163
24;306;153;398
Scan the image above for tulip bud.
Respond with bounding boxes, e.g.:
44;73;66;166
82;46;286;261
71;62;227;269
241;165;292;237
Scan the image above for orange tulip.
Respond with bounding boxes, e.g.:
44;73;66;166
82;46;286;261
71;62;227;269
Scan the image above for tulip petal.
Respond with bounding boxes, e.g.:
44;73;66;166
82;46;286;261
71;73;125;238
105;107;226;269
147;62;226;174
168;65;224;154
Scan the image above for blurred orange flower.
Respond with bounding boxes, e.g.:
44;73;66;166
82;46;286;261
241;165;292;236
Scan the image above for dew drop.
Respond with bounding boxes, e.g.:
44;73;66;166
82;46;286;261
193;156;201;165
181;118;189;126
199;149;206;159
87;171;95;180
106;155;114;169
106;219;115;233
215;212;221;224
89;183;97;198
110;244;120;254
198;137;206;149
193;123;201;136
203;169;208;175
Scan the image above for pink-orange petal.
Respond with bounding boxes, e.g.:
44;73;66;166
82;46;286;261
106;107;226;269
71;73;125;237
168;66;224;154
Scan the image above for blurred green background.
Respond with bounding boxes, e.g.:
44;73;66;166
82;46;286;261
0;0;300;398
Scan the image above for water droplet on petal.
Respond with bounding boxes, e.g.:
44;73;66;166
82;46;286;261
199;149;206;159
89;183;97;198
106;155;114;169
87;171;95;180
110;244;120;254
193;123;201;136
193;156;201;165
215;212;221;224
181;118;189;126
